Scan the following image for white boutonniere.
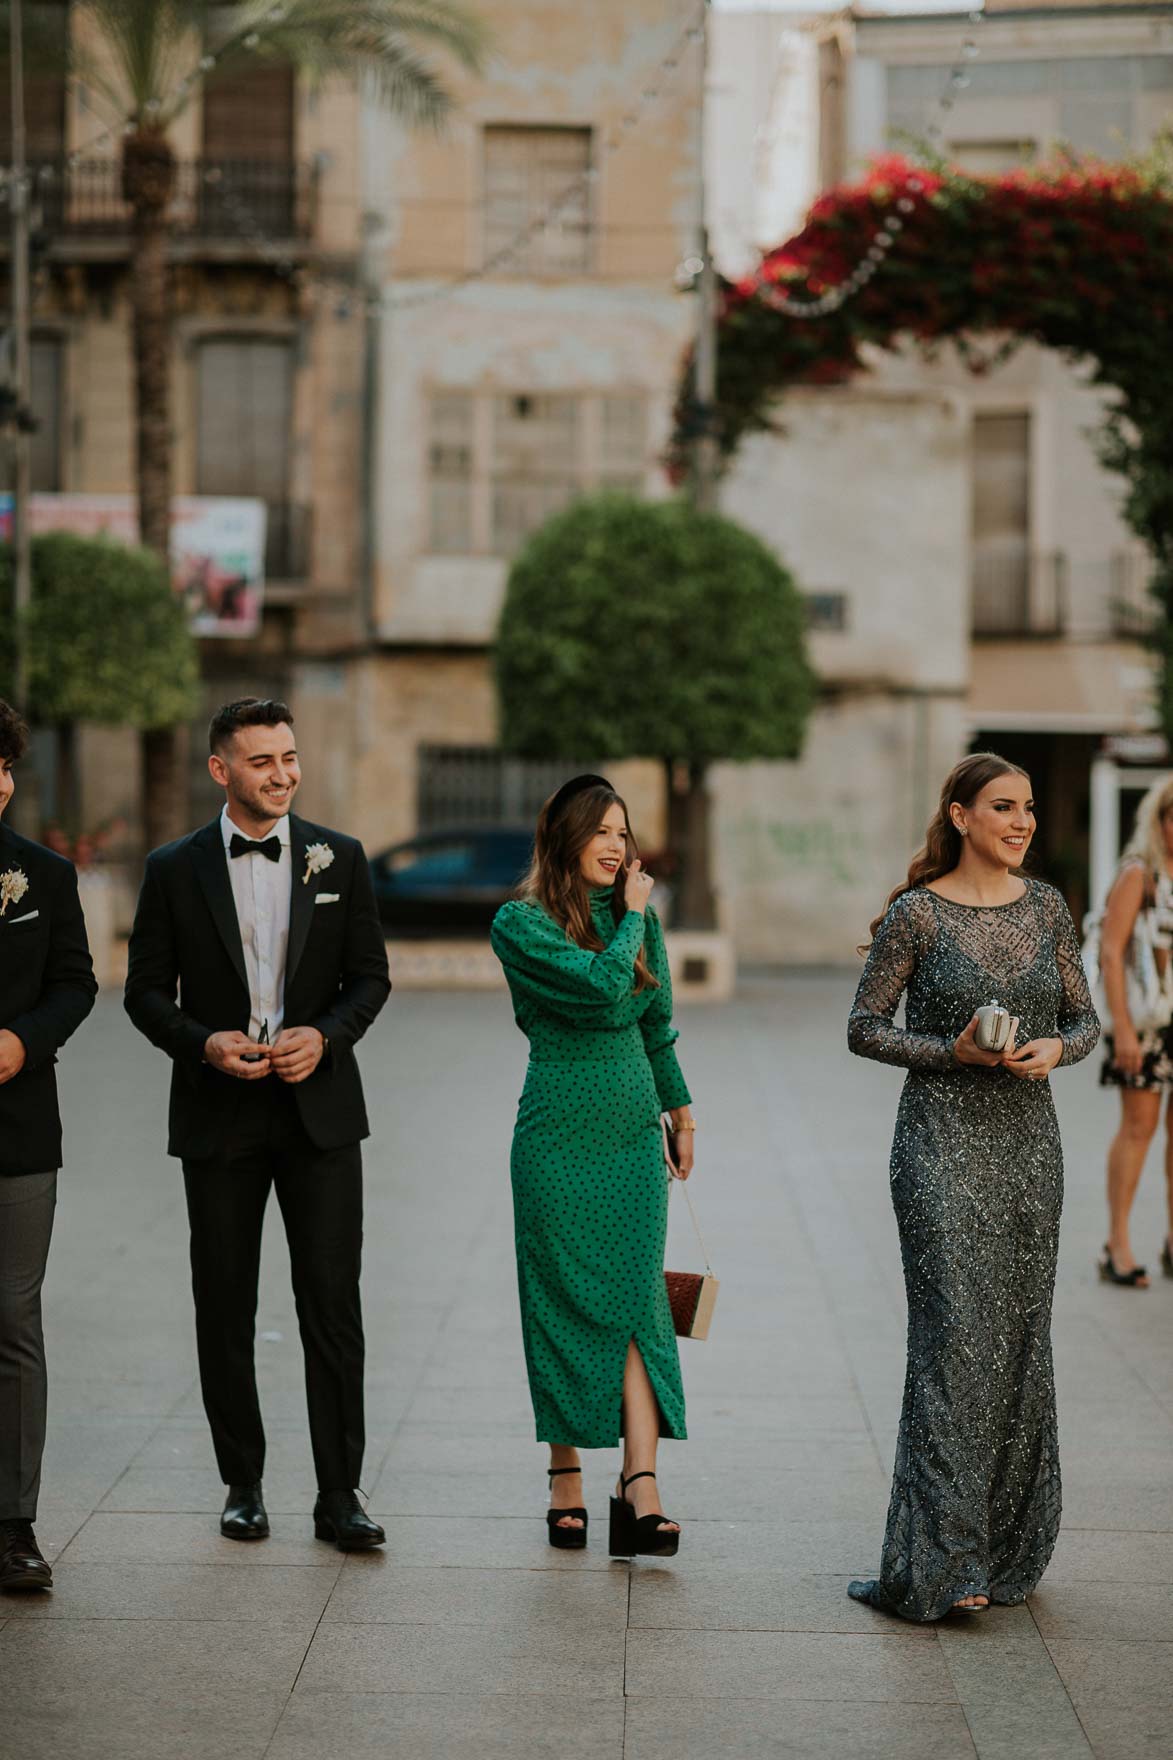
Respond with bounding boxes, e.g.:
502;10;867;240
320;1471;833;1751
0;869;29;917
303;842;334;886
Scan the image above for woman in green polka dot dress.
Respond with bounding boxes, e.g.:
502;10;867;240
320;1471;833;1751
491;776;695;1557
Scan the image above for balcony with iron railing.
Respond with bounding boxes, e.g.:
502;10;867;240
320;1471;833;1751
971;550;1067;638
4;157;318;249
1109;551;1159;638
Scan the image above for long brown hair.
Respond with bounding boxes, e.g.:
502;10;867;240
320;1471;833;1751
521;780;658;992
866;750;1032;942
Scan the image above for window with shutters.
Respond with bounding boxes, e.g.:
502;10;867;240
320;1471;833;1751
483;126;593;275
200;59;296;233
425;389;649;556
196;337;302;577
428;394;475;555
0;4;67;160
491;394;580;556
29;336;63;492
971;411;1063;635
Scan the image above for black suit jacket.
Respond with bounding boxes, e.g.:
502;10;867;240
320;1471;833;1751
123;813;391;1160
0;823;98;1176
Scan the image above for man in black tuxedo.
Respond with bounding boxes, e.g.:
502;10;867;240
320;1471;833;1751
124;698;390;1549
0;701;97;1592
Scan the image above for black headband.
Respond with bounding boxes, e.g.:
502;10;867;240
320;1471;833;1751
548;773;615;824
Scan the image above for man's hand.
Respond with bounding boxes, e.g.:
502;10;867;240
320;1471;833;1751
0;1029;27;1086
204;1031;272;1080
269;1026;325;1085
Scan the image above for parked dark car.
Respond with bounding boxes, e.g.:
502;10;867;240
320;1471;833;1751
369;827;534;937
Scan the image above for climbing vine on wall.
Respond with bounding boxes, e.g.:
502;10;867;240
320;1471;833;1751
674;148;1173;729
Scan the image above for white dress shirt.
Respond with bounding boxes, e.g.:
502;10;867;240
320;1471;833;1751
220;804;292;1043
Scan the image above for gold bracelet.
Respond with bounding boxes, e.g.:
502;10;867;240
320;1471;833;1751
670;1118;696;1132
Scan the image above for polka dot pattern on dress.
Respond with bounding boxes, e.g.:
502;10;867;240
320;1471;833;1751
490;890;690;1448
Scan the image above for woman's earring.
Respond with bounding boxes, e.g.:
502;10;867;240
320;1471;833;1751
958;824;968;836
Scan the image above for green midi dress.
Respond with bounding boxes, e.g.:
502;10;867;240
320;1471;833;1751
490;891;691;1448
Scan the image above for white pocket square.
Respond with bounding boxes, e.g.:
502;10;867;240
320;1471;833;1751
314;893;341;905
7;909;39;924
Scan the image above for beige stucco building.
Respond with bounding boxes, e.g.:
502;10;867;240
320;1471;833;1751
708;0;1172;962
5;11;372;867
342;0;703;858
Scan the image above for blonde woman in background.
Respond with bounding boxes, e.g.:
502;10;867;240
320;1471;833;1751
1098;775;1173;1287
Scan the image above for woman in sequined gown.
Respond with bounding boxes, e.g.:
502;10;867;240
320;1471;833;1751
847;753;1099;1622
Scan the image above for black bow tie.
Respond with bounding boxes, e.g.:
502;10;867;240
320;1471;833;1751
229;834;282;863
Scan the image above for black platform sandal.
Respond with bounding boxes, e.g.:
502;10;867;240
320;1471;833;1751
1099;1245;1149;1288
546;1466;587;1550
1161;1240;1173;1280
609;1471;680;1559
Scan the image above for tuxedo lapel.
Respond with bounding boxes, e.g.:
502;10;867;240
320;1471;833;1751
285;816;315;988
189;819;249;996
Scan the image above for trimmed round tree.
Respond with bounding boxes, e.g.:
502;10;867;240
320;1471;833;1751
0;532;200;831
494;493;817;927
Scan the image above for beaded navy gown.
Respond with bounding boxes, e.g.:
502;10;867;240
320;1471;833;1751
846;880;1099;1622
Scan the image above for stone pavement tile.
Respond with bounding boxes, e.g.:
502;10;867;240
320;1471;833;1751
1046;1529;1173;1584
1059;1477;1173;1532
650;1517;886;1575
97;1466;329;1515
132;1419;400;1473
676;1392;872;1438
266;1690;625;1760
58;1512;341;1568
295;1618;625;1696
32;1507;93;1561
9;1561;339;1623
622;1697;976;1760
39;1421;157;1506
959;1698;1095;1760
1076;1703;1173;1760
624;1629;957;1703
0;1686;288;1760
1031;1580;1173;1642
671;1436;881;1478
369;1467;545;1516
364;1515;616;1570
323;1561;628;1628
1044;1639;1173;1710
628;1568;937;1637
672;1467;887;1525
48;1376;193;1423
936;1625;1072;1709
399;1388;536;1432
0;1616;314;1697
377;1428;553;1475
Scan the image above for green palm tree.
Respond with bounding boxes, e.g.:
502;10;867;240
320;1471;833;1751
14;0;487;842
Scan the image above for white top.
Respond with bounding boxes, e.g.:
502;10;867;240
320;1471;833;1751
220;803;292;1043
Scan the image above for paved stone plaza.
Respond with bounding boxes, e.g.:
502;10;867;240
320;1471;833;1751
0;972;1170;1760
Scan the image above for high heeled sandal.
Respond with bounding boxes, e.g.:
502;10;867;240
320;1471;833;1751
546;1466;587;1550
1161;1240;1173;1280
1099;1245;1149;1287
609;1471;680;1559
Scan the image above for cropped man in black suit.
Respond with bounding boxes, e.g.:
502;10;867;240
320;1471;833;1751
124;699;390;1549
0;701;97;1592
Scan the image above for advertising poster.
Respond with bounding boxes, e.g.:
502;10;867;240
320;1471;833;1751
0;493;268;636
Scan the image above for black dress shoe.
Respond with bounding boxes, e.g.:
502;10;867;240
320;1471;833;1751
220;1483;269;1541
0;1519;53;1591
313;1490;385;1551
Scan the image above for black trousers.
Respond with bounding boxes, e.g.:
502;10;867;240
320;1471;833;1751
0;1170;57;1521
182;1081;365;1493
